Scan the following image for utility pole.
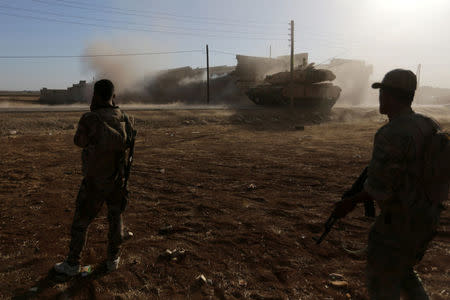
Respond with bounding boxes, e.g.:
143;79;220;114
416;64;421;88
289;20;294;107
269;45;272;58
206;44;210;104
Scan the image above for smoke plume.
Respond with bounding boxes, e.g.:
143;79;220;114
81;38;171;93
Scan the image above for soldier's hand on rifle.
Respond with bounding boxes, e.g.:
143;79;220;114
333;190;374;219
332;197;357;219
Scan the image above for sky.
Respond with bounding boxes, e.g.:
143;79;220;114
0;0;449;90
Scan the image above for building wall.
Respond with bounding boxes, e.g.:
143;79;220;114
40;81;92;104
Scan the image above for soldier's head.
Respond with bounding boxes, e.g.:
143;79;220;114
92;79;115;105
372;69;416;115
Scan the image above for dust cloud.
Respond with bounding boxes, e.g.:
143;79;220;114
81;39;248;105
328;61;450;107
80;38;450;107
82;40;160;93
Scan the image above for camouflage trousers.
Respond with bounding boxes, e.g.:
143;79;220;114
366;229;430;300
67;177;125;265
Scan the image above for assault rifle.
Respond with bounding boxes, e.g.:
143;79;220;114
121;128;137;211
124;128;137;191
314;167;375;244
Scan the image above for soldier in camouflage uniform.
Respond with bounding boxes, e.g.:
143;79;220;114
54;79;135;276
333;69;447;299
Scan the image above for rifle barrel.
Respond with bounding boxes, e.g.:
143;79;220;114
314;216;337;244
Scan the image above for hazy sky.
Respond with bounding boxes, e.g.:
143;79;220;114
0;0;449;90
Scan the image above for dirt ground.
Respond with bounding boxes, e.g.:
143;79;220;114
0;107;449;299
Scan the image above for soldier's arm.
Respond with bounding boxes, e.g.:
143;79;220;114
332;189;374;218
73;113;101;148
364;128;412;208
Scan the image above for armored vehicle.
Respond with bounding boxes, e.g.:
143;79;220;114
246;64;341;112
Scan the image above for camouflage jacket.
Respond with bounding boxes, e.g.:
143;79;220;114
364;107;443;252
74;106;134;181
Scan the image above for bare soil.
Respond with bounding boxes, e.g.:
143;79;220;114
0;107;449;299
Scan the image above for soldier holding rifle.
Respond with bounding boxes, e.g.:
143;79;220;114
54;79;136;276
323;69;448;299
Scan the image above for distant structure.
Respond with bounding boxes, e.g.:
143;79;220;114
136;65;241;104
40;80;92;104
154;65;235;84
321;59;373;105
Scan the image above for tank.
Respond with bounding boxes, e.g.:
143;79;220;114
246;63;341;112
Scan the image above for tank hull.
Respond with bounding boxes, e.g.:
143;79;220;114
246;83;341;112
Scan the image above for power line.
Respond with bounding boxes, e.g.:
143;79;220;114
32;0;286;29
0;11;285;41
38;0;367;46
0;48;318;60
0;50;204;59
3;3;365;50
51;0;287;26
210;50;237;56
295;34;362;49
0;6;355;50
51;0;364;47
0;4;285;36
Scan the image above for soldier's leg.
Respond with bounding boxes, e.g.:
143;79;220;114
400;268;429;300
366;232;403;300
367;261;402;299
105;185;124;261
67;179;105;265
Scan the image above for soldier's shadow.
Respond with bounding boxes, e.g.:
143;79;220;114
12;264;109;300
